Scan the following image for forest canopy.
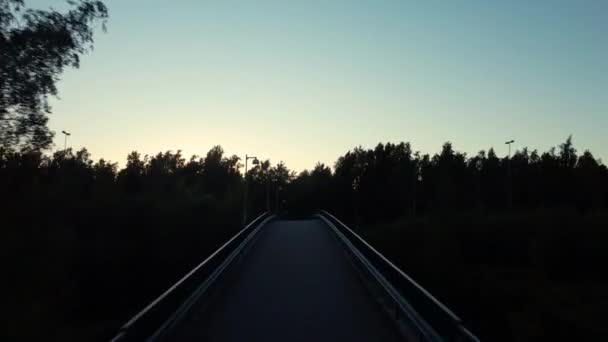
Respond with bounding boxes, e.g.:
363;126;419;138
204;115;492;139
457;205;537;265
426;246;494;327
3;138;607;340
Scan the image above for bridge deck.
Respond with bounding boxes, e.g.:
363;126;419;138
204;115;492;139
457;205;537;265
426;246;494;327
168;219;403;341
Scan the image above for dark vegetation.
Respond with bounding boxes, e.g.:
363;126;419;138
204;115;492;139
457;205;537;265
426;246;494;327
3;137;606;341
284;139;608;341
1;0;108;150
1;146;290;340
2;1;608;341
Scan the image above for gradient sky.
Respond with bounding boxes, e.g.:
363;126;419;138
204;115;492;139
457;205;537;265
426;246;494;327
32;0;607;171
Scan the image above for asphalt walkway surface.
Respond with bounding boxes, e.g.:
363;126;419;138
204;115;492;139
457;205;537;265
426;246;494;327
169;219;403;342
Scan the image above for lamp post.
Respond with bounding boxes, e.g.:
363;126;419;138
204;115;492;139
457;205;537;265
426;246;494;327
243;154;259;225
61;130;71;151
505;139;515;209
505;140;514;159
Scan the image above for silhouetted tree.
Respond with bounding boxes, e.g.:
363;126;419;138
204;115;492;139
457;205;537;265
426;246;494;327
283;136;607;220
269;161;293;211
3;136;607;341
201;145;241;200
117;151;146;193
0;0;108;150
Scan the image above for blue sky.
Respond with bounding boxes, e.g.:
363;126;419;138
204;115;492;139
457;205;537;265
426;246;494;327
33;0;607;170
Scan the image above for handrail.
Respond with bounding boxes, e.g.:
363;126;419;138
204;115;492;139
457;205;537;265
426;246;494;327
111;212;274;342
318;210;479;342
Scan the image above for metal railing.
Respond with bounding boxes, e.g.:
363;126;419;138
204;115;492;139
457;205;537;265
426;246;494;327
111;212;275;342
318;210;479;342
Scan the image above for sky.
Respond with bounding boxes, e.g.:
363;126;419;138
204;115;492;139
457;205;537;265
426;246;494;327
32;0;607;171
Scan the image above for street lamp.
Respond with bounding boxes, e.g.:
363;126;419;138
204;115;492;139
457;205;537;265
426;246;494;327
505;140;515;159
505;139;515;209
61;130;71;151
243;154;260;225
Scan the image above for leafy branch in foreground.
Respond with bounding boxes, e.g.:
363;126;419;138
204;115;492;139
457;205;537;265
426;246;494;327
0;0;107;150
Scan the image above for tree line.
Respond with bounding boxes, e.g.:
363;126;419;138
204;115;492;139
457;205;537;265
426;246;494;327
3;137;607;341
285;136;608;223
282;137;608;341
0;144;287;340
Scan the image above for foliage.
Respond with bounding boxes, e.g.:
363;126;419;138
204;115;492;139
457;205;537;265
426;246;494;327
2;136;607;340
285;136;608;223
0;145;274;340
0;0;107;150
280;135;608;341
361;213;608;341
